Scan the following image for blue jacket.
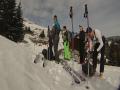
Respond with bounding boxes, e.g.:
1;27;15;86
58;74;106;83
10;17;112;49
54;20;61;31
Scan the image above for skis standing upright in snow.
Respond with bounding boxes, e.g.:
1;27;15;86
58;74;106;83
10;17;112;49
69;6;76;84
70;6;75;84
84;4;91;89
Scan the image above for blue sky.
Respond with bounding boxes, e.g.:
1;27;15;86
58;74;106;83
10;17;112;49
19;0;120;37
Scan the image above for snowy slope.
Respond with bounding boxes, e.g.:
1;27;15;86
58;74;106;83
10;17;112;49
23;19;63;56
0;35;72;90
0;20;120;90
24;19;48;37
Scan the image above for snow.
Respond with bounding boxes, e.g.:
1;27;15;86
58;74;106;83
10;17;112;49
0;20;120;90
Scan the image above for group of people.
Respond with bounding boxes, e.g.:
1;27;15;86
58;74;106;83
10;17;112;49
48;15;106;78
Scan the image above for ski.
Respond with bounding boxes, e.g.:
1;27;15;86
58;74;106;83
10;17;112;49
60;59;86;84
61;60;80;84
62;60;86;81
72;68;86;81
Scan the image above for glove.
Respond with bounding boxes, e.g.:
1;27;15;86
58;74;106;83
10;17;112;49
88;51;93;55
93;49;99;53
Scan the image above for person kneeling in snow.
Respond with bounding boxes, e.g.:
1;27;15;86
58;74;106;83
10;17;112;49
86;27;106;78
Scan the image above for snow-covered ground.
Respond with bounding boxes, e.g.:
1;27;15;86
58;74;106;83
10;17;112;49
0;21;120;90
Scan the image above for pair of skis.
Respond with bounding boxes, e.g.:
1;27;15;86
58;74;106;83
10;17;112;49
60;59;86;84
69;5;91;89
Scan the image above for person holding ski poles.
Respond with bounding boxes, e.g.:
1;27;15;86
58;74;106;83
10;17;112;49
52;15;61;63
86;27;106;78
62;26;71;60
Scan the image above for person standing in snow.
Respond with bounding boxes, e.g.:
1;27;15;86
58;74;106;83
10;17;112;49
52;15;61;63
78;25;86;64
86;27;106;78
62;26;71;60
47;29;55;60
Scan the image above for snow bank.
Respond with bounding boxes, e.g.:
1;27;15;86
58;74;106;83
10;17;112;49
0;35;70;90
0;20;120;90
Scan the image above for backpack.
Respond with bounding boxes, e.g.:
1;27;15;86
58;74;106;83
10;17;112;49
42;47;54;60
42;49;47;59
82;62;94;77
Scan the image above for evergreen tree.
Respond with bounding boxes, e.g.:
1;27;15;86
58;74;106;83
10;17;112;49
0;0;24;42
13;1;24;42
15;1;23;28
39;30;45;38
3;0;16;26
0;0;6;34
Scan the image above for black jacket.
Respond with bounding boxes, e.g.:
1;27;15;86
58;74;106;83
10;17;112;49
79;31;85;43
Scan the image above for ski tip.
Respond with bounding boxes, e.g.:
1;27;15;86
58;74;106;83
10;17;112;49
75;80;80;84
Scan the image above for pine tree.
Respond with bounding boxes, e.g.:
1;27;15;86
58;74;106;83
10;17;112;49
14;1;24;42
0;0;6;34
39;30;45;38
15;1;23;28
0;0;24;42
0;0;16;40
3;0;16;26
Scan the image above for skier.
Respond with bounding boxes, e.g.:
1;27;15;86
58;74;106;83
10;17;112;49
48;28;55;60
52;15;61;63
62;26;71;60
86;27;106;78
76;25;86;64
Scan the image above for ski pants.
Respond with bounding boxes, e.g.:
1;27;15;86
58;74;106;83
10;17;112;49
79;42;85;63
64;41;71;60
93;36;105;73
53;35;59;61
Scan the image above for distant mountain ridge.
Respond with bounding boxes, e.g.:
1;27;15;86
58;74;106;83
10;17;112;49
107;36;120;41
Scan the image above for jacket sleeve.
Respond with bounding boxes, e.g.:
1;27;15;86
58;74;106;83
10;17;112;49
96;30;103;52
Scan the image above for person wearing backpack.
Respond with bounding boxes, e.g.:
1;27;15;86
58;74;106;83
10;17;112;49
52;15;61;63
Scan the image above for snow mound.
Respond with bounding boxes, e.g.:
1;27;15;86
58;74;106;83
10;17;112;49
0;35;70;90
0;20;120;90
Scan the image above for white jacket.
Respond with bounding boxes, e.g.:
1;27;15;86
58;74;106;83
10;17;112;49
94;29;104;52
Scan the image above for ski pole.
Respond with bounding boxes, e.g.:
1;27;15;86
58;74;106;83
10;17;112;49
69;6;75;84
70;6;74;50
84;4;90;89
48;25;50;60
69;6;74;60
